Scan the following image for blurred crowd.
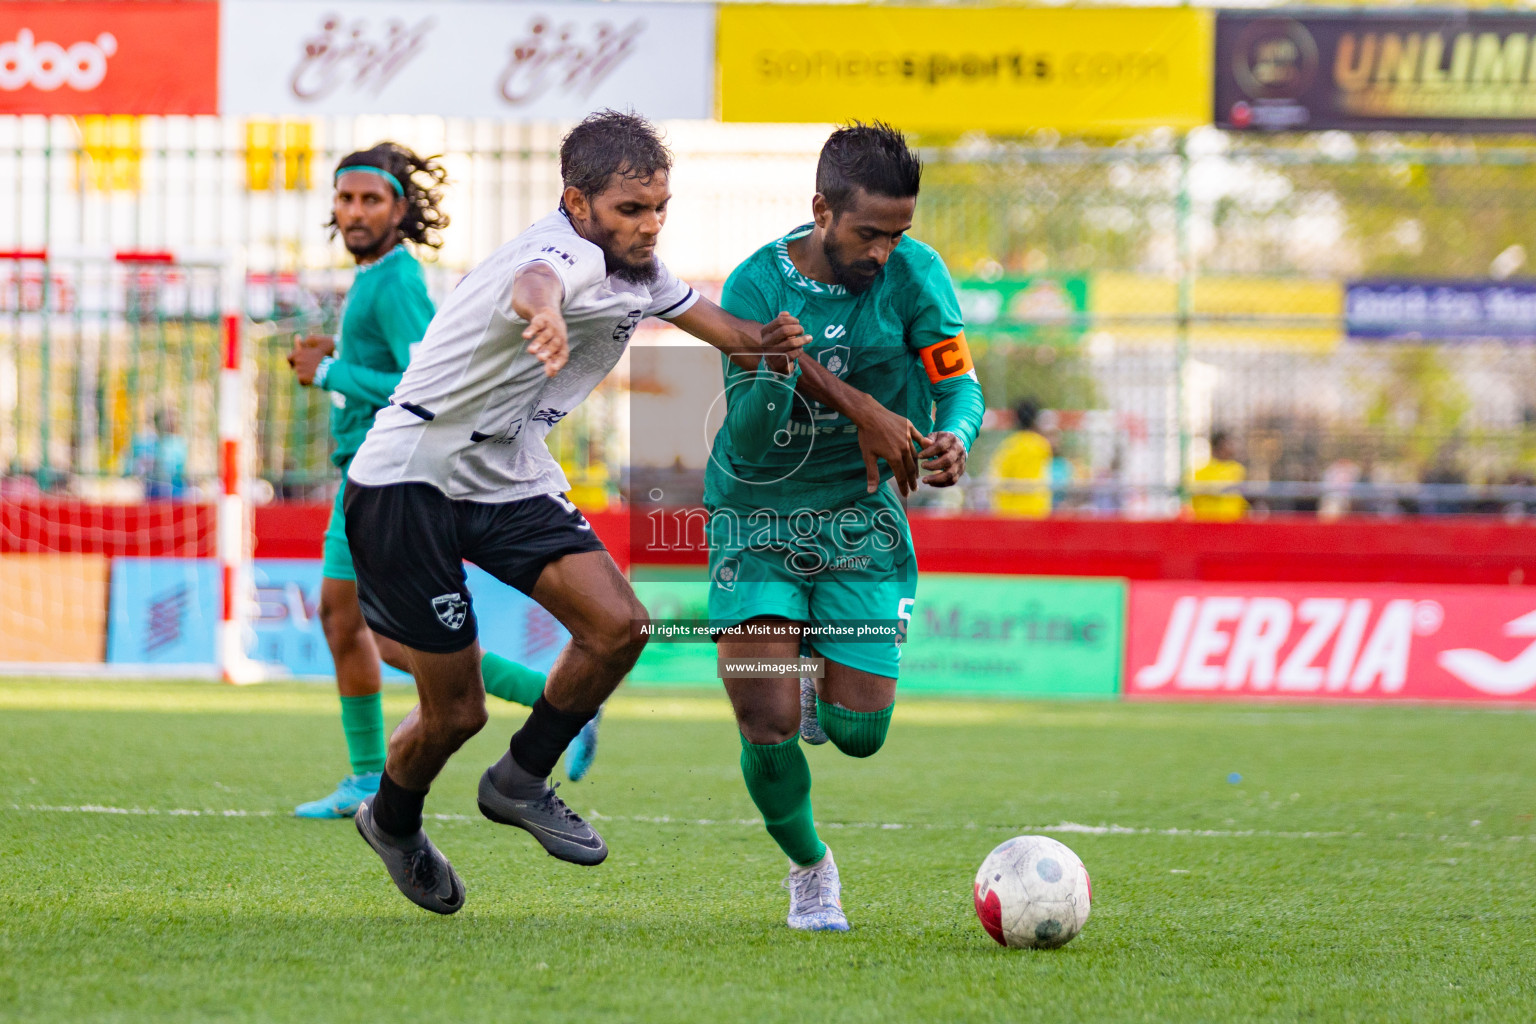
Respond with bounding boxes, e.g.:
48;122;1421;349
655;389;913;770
970;399;1536;521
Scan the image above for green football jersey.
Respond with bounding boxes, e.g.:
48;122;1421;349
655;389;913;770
704;225;967;513
323;245;434;466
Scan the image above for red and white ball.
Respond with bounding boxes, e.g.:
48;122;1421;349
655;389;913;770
973;835;1092;949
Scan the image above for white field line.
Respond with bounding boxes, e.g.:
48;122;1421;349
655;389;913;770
6;803;1529;843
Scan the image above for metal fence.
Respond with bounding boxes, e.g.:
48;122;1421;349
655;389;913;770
4;114;1536;517
918;130;1536;518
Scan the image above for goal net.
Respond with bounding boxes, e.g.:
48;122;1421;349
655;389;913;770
0;250;262;679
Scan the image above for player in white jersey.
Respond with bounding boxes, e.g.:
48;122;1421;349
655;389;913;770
345;111;924;914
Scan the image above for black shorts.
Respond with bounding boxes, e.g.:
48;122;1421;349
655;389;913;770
343;482;607;654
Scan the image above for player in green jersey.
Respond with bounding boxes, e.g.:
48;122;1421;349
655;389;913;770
289;144;601;820
707;123;985;931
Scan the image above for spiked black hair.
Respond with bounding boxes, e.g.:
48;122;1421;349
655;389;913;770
816;121;922;215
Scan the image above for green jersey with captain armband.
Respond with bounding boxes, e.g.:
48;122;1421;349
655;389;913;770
319;245;435;465
703;224;984;679
705;224;984;512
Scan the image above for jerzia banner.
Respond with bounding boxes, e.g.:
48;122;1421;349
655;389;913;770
1128;581;1536;703
1216;10;1536;132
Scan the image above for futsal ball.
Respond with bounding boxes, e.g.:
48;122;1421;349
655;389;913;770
973;835;1091;949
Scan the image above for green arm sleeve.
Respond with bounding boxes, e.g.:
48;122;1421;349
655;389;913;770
902;247;981;449
719;266;798;461
906;251;966;352
724;360;801;462
931;371;985;451
323;266;434;407
322;361;404;408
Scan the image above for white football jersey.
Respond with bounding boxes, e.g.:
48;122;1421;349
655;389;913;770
348;210;697;501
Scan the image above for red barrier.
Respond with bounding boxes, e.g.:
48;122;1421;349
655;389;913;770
1126;580;1536;703
1;499;214;556
250;503;329;560
248;504;1536;585
4;501;1520;585
906;515;1536;585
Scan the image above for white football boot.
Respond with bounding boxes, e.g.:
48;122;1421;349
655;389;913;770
784;846;850;931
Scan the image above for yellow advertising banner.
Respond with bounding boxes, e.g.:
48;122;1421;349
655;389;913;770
718;5;1213;134
1091;273;1343;351
0;554;109;663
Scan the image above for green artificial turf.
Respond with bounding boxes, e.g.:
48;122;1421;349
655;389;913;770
1;678;1533;1023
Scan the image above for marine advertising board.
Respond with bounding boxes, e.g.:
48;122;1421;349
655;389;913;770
630;571;1124;698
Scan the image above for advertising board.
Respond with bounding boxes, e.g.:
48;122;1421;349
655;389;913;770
1217;10;1536;132
221;0;713;119
0;554;109;663
0;2;218;115
108;558;570;677
106;558;219;666
1128;581;1536;702
1346;280;1536;342
630;571;1124;698
720;5;1211;134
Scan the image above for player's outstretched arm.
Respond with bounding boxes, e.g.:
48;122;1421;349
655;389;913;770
668;296;806;369
671;297;923;496
511;262;569;378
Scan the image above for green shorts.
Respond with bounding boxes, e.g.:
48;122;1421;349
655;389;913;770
707;486;916;678
321;463;354;582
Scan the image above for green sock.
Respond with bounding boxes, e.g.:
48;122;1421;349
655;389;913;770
481;651;546;706
339;692;386;775
816;699;894;758
739;735;827;866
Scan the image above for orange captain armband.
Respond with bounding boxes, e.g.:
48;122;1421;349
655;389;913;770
917;332;974;383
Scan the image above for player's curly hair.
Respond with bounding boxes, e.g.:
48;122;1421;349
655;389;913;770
328;142;449;251
817;121;923;215
560;109;672;200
